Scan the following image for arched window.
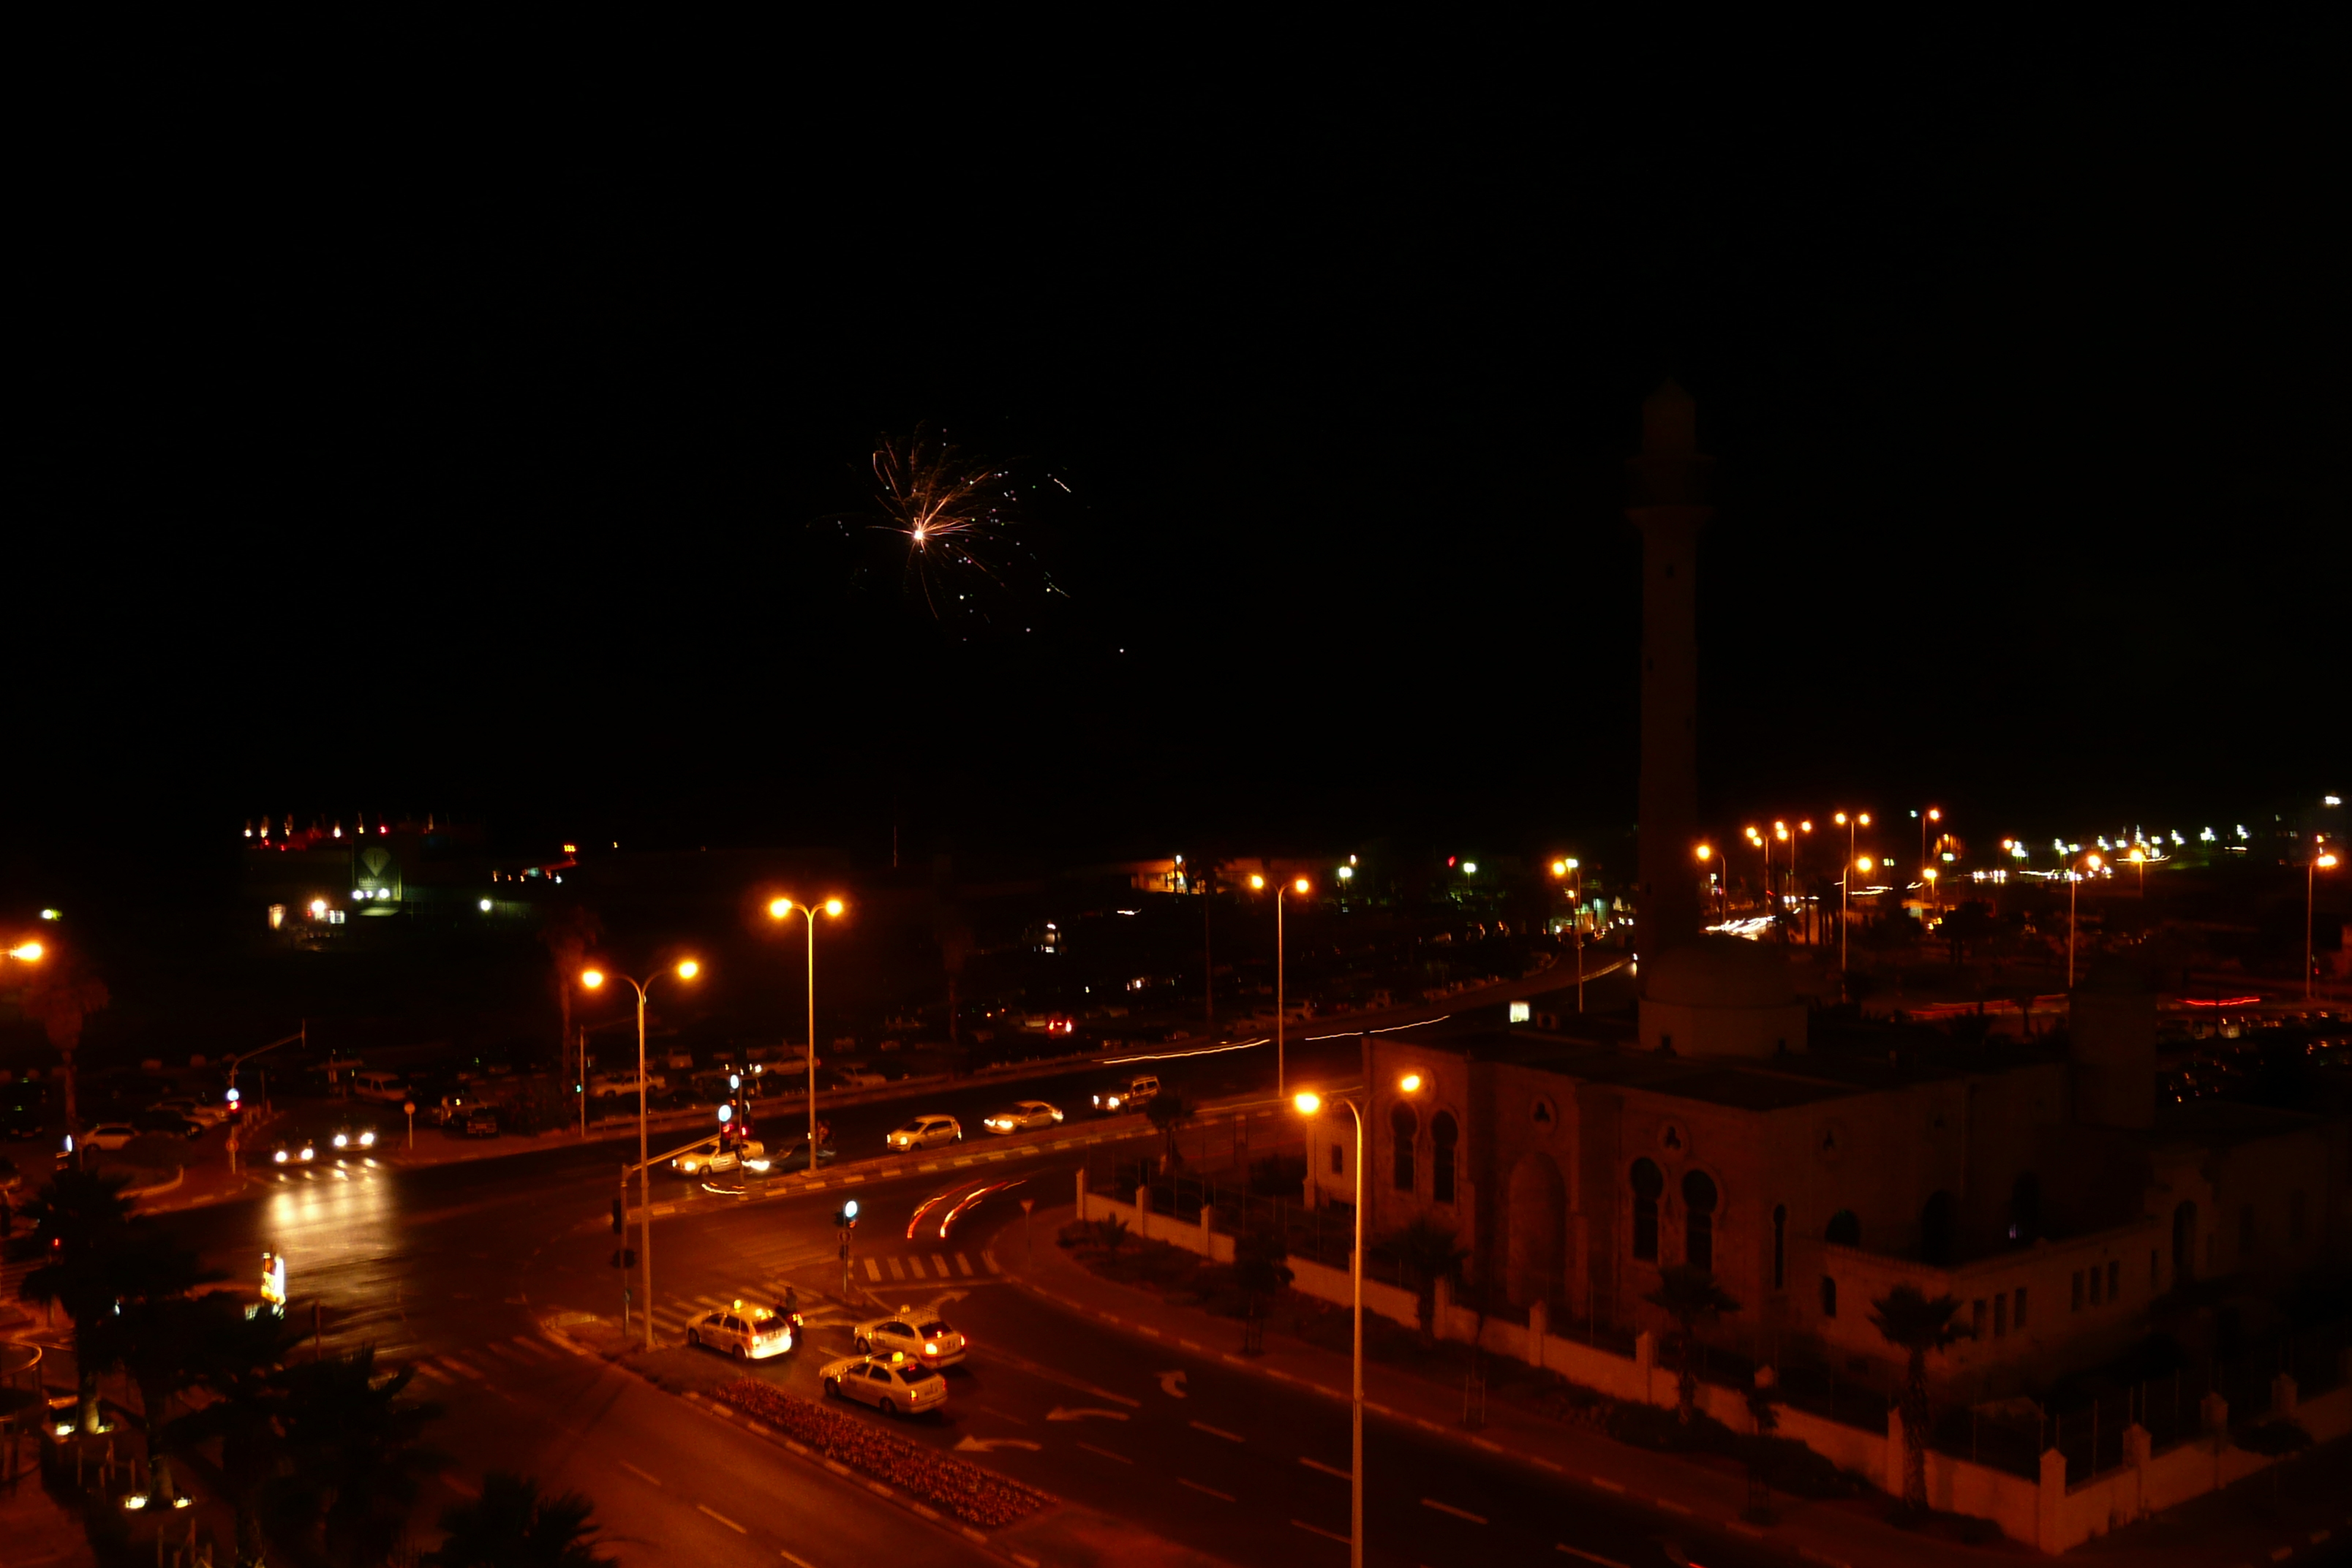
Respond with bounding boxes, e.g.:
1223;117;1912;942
1820;1274;1838;1318
1631;1158;1664;1262
1431;1112;1459;1205
1682;1170;1719;1273
1772;1205;1787;1290
1390;1104;1418;1194
1825;1210;1861;1248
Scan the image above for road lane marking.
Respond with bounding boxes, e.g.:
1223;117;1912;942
1300;1458;1351;1480
412;1363;453;1383
1180;1338;1202;1350
1180;1478;1235;1501
865;1482;894;1499
508;1335;558;1360
919;1163;941;1172
697;1504;747;1534
1189;1421;1243;1443
957;1254;975;1275
480;1343;527;1362
1076;1441;1132;1464
931;1252;951;1275
619;1461;662;1487
1557;1548;1629;1568
1590;1477;1624;1493
780;1552;819;1568
984;1250;1000;1273
886;1257;907;1281
1292;1519;1352;1545
864;1259;881;1281
441;1357;488;1380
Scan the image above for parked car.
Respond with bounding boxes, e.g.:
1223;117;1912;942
81;1123;140;1151
131;1109;207;1139
463;1107;500;1138
832;1067;888;1090
151;1096;233;1128
755;1139;836;1175
1090;1075;1160;1114
819;1352;947;1416
350;1071;410;1103
981;1101;1063;1134
885;1116;962;1151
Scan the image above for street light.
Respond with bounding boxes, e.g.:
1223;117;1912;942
580;957;701;1350
770;897;846;1167
2068;853;2103;989
1833;813;1870;972
1294;1071;1424;1568
2310;848;2340;1002
1921;807;1941;881
2127;845;2147;896
1552;858;1584;1010
1251;875;1313;1096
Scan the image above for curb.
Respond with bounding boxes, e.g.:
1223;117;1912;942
1002;1238;1785;1561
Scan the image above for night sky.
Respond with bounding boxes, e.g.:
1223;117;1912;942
13;48;2345;886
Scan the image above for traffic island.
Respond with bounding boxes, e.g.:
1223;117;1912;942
705;1379;1052;1529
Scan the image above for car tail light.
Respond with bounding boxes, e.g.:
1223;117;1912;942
924;1341;938;1354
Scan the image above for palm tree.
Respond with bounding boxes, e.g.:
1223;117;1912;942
1381;1216;1470;1343
1230;1226;1294;1322
428;1471;615;1567
269;1348;446;1568
1144;1090;1194;1169
1868;1283;1970;1510
165;1306;304;1568
1643;1264;1741;1424
7;949;109;1153
540;903;602;1075
16;1167;138;1431
86;1240;225;1500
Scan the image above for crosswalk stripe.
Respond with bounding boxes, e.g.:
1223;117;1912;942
886;1257;905;1281
508;1336;558;1360
480;1343;527;1363
931;1253;951;1277
864;1257;881;1281
956;1254;974;1276
693;1295;731;1309
441;1357;488;1381
411;1362;454;1384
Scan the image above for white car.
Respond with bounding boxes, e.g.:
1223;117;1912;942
853;1308;967;1369
982;1101;1063;1134
886;1116;962;1151
81;1123;140;1150
671;1139;764;1177
820;1352;948;1416
686;1302;794;1360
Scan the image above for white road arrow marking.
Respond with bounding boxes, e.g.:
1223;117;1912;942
954;1435;1043;1452
1047;1406;1131;1422
1158;1369;1188;1398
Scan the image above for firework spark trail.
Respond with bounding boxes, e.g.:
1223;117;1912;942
870;429;1023;620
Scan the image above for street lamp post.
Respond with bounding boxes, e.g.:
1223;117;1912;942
1795;821;1814;941
769;897;845;1168
1294;1071;1424;1568
1695;843;1716;925
1833;813;1871;971
1551;859;1584;1010
1251;875;1311;1096
2310;848;2340;1002
2068;853;2103;990
1921;807;1940;883
580;958;700;1351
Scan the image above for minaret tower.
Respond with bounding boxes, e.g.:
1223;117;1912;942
1627;380;1713;951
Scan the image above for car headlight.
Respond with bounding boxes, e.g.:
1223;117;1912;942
360;1131;374;1147
1106;1096;1120;1109
274;1150;288;1164
299;1147;314;1161
333;1134;348;1148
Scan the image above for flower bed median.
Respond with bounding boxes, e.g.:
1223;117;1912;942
709;1379;1051;1529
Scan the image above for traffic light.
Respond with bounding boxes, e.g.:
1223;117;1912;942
611;1248;637;1270
833;1200;859;1231
611;1196;625;1235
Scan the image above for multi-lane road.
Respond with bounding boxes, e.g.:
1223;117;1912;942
64;1028;1785;1567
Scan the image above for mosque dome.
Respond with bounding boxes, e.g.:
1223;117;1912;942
1643;935;1796;1011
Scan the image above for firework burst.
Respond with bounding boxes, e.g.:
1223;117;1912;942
870;427;1042;622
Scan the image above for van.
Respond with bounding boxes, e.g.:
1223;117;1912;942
351;1071;410;1104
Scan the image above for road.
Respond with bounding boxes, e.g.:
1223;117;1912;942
126;1060;1792;1568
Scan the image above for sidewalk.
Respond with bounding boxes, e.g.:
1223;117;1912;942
1012;1203;2016;1568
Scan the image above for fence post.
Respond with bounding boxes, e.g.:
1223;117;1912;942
1075;1166;1088;1222
2036;1445;2067;1553
1529;1299;1548;1369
